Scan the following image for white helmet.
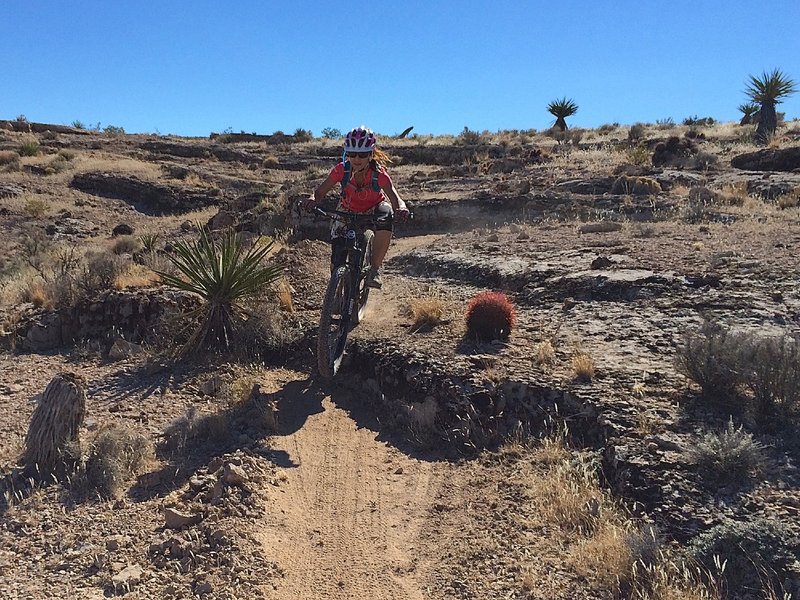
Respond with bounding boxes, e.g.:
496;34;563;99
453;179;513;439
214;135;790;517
343;126;377;152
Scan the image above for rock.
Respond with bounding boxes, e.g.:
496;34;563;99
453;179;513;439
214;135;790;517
164;507;202;529
223;463;250;487
112;223;134;236
108;338;144;361
731;146;800;171
111;563;144;589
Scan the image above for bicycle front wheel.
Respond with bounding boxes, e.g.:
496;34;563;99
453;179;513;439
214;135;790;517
317;265;352;378
352;229;374;326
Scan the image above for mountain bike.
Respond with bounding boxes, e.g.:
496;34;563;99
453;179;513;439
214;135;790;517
312;206;387;378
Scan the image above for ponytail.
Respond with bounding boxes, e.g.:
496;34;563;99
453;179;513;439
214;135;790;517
370;147;393;170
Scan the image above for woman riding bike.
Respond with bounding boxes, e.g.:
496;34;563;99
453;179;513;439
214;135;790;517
303;126;410;289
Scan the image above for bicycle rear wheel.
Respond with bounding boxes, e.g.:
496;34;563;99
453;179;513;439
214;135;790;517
317;265;352;378
352;229;374;326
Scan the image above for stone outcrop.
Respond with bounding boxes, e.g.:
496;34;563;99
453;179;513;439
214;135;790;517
70;172;220;215
731;147;800;171
11;289;199;353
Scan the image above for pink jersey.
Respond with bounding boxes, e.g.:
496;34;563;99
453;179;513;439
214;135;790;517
329;162;392;212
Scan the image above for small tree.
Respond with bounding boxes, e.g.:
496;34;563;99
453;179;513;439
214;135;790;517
547;97;579;131
737;102;760;126
745;69;796;144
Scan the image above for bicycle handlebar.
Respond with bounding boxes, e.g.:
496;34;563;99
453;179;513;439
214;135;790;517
308;204;413;223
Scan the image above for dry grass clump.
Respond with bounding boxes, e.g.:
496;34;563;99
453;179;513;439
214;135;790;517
571;350;595;382
408;293;445;331
113;263;161;290
81;423;154;499
111;235;142;255
535;339;556;365
527;433;720;599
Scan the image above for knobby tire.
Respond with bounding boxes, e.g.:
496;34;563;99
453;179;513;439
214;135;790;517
352;229;374;326
317;265;351;378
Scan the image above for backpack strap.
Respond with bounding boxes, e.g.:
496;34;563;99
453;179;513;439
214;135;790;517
371;167;381;192
340;160;382;195
340;160;351;196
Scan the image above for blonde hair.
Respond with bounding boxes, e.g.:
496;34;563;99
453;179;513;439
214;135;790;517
370;147;393;169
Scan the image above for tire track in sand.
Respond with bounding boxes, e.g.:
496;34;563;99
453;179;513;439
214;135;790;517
260;390;438;600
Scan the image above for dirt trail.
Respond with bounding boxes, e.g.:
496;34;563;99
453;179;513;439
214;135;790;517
259;385;443;600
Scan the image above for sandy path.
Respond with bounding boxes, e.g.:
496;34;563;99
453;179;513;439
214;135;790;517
259;385;441;600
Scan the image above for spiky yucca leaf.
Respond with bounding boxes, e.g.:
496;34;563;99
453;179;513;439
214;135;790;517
157;227;283;355
745;69;797;143
745;69;796;104
547;97;579;118
547;97;579;131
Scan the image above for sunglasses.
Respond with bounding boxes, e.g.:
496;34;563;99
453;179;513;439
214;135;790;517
346;151;372;159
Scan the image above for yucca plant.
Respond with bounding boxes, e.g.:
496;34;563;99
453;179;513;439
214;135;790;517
745;69;796;143
737;102;760;126
156;227;283;356
139;233;160;254
547;97;579;131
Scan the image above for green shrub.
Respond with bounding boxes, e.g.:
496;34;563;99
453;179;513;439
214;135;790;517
321;127;341;139
19;140;40;156
156;227;284;356
688;518;798;596
687;418;766;481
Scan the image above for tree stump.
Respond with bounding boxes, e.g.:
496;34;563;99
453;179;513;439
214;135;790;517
23;372;86;479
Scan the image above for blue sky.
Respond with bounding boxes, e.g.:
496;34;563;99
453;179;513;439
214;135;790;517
2;1;799;138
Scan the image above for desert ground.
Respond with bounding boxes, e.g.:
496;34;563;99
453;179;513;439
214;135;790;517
1;118;799;599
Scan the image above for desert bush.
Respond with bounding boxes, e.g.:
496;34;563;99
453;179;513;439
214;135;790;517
78;252;127;296
45;155;71;175
162;406;231;454
0;150;20;171
111;235;142;255
321;127;342;139
687;418;766;481
611;175;661;196
18;140;40;156
23;196;49;218
458;126;483;145
465;291;516;341
628;123;647;142
739;333;800;420
688;518;798;597
683;116;716;127
81;423;153;499
675;321;744;404
293;128;313;142
103;125;125;136
626;144;651;166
